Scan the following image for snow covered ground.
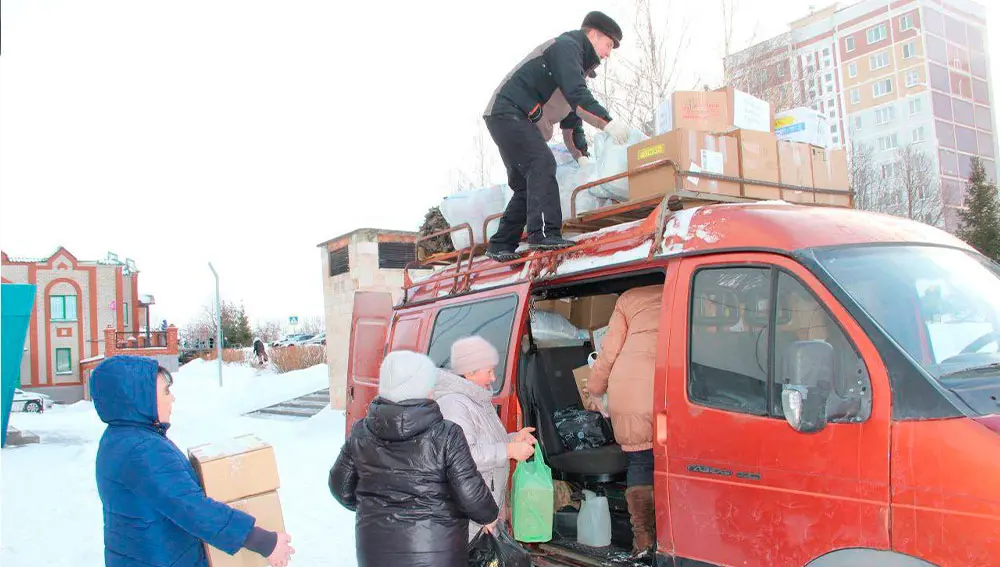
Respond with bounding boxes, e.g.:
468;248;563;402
1;360;359;566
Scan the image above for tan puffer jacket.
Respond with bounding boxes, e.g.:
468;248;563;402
587;285;664;452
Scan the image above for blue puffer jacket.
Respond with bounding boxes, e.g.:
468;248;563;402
92;356;255;567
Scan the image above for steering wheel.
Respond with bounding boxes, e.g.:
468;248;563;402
961;331;1000;354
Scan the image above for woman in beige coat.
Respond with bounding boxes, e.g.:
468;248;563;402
434;335;537;539
585;285;663;560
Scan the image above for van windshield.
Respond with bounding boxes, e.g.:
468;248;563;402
814;246;1000;392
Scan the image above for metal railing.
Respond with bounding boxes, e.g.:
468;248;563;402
116;331;169;349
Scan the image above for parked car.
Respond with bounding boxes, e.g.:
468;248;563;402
302;332;326;346
272;334;314;348
12;389;54;413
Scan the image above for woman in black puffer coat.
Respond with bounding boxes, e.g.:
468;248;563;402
329;350;499;567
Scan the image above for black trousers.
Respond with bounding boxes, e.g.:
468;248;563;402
626;449;654;487
485;114;563;248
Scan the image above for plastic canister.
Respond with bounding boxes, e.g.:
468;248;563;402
576;490;611;547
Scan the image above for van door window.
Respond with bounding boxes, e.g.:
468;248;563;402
689;266;872;422
427;295;519;393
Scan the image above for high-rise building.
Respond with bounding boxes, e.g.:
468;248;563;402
726;0;996;231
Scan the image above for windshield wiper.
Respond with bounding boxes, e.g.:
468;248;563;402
940;362;1000;379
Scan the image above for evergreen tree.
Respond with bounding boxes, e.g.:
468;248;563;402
956;157;1000;262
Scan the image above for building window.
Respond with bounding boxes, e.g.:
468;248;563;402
867;24;887;45
851;89;861;105
428;295;518;394
55;348;72;375
875;106;896;125
50;295;78;322
870;51;890;71
880;163;897;179
913;126;927;143
846;37;856;52
910;98;923;115
903;42;917;59
878;133;900;152
848;62;858;78
829;109;837;118
831;124;839;134
826;73;834;83
123;302;130;326
900;13;914;32
824;47;831;57
377;242;417;269
832;135;840;145
328;247;349;277
874;78;894;98
906;70;920;87
854;116;863;131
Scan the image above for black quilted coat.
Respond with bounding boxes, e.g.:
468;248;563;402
329;398;500;567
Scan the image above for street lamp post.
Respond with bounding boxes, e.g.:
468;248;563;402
208;262;223;387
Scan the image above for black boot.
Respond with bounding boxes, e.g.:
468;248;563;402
527;235;575;250
485;243;522;262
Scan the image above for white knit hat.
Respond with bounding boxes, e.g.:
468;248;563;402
378;351;438;403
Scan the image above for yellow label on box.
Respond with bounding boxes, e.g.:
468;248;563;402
638;144;666;161
774;116;795;129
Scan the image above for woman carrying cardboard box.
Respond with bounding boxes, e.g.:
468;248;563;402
90;355;295;567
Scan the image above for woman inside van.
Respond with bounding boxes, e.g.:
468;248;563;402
585;285;664;560
329;350;499;566
434;336;538;539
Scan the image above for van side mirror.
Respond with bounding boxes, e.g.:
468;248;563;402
781;341;834;434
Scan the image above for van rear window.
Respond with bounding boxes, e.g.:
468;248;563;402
428;295;519;394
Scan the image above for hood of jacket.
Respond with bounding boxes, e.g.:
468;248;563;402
434;370;493;405
90;355;163;430
366;397;443;442
564;29;602;78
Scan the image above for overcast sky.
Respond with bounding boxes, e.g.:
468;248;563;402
2;0;998;330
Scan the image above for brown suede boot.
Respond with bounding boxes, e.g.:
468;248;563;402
624;485;656;558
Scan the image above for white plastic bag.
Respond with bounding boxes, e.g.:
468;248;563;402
530;310;589;343
438;184;513;249
587;130;649;201
555;158;612;220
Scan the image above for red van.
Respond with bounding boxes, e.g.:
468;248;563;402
345;200;1000;566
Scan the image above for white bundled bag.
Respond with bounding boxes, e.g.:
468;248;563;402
531;310;589;344
586;129;649;201
438;184;513;249
555;157;613;219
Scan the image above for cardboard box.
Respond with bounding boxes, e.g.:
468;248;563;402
810;146;851;207
654;91;730;135
726;129;781;200
628;129;741;201
534;299;572;320
189;434;280;504
571;295;618;331
774;107;832;148
205;491;285;567
777;141;815;204
715;87;772;133
572;365;591;406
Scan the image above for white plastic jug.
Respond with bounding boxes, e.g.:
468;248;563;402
577;490;612;547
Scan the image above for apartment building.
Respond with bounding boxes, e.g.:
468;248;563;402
726;0;996;232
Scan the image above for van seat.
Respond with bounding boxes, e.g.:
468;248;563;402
520;345;627;483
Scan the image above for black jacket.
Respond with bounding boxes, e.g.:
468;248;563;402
484;29;614;159
329;398;499;567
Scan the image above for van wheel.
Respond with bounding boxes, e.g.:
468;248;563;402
24;401;42;413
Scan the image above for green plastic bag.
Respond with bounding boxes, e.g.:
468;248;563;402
511;442;554;543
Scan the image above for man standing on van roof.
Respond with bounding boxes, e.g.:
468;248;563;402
483;11;629;262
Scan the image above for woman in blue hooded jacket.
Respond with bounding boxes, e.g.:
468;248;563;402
90;355;294;567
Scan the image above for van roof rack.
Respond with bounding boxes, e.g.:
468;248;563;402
405;159;853;299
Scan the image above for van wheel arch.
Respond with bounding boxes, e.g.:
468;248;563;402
806;549;936;567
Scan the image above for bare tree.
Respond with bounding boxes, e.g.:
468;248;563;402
592;0;690;135
298;315;325;335
449;120;499;191
723;31;822;114
851;142;943;227
894;144;943;226
253;319;283;343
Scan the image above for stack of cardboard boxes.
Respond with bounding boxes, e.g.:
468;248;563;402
189;434;285;567
626;88;851;207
